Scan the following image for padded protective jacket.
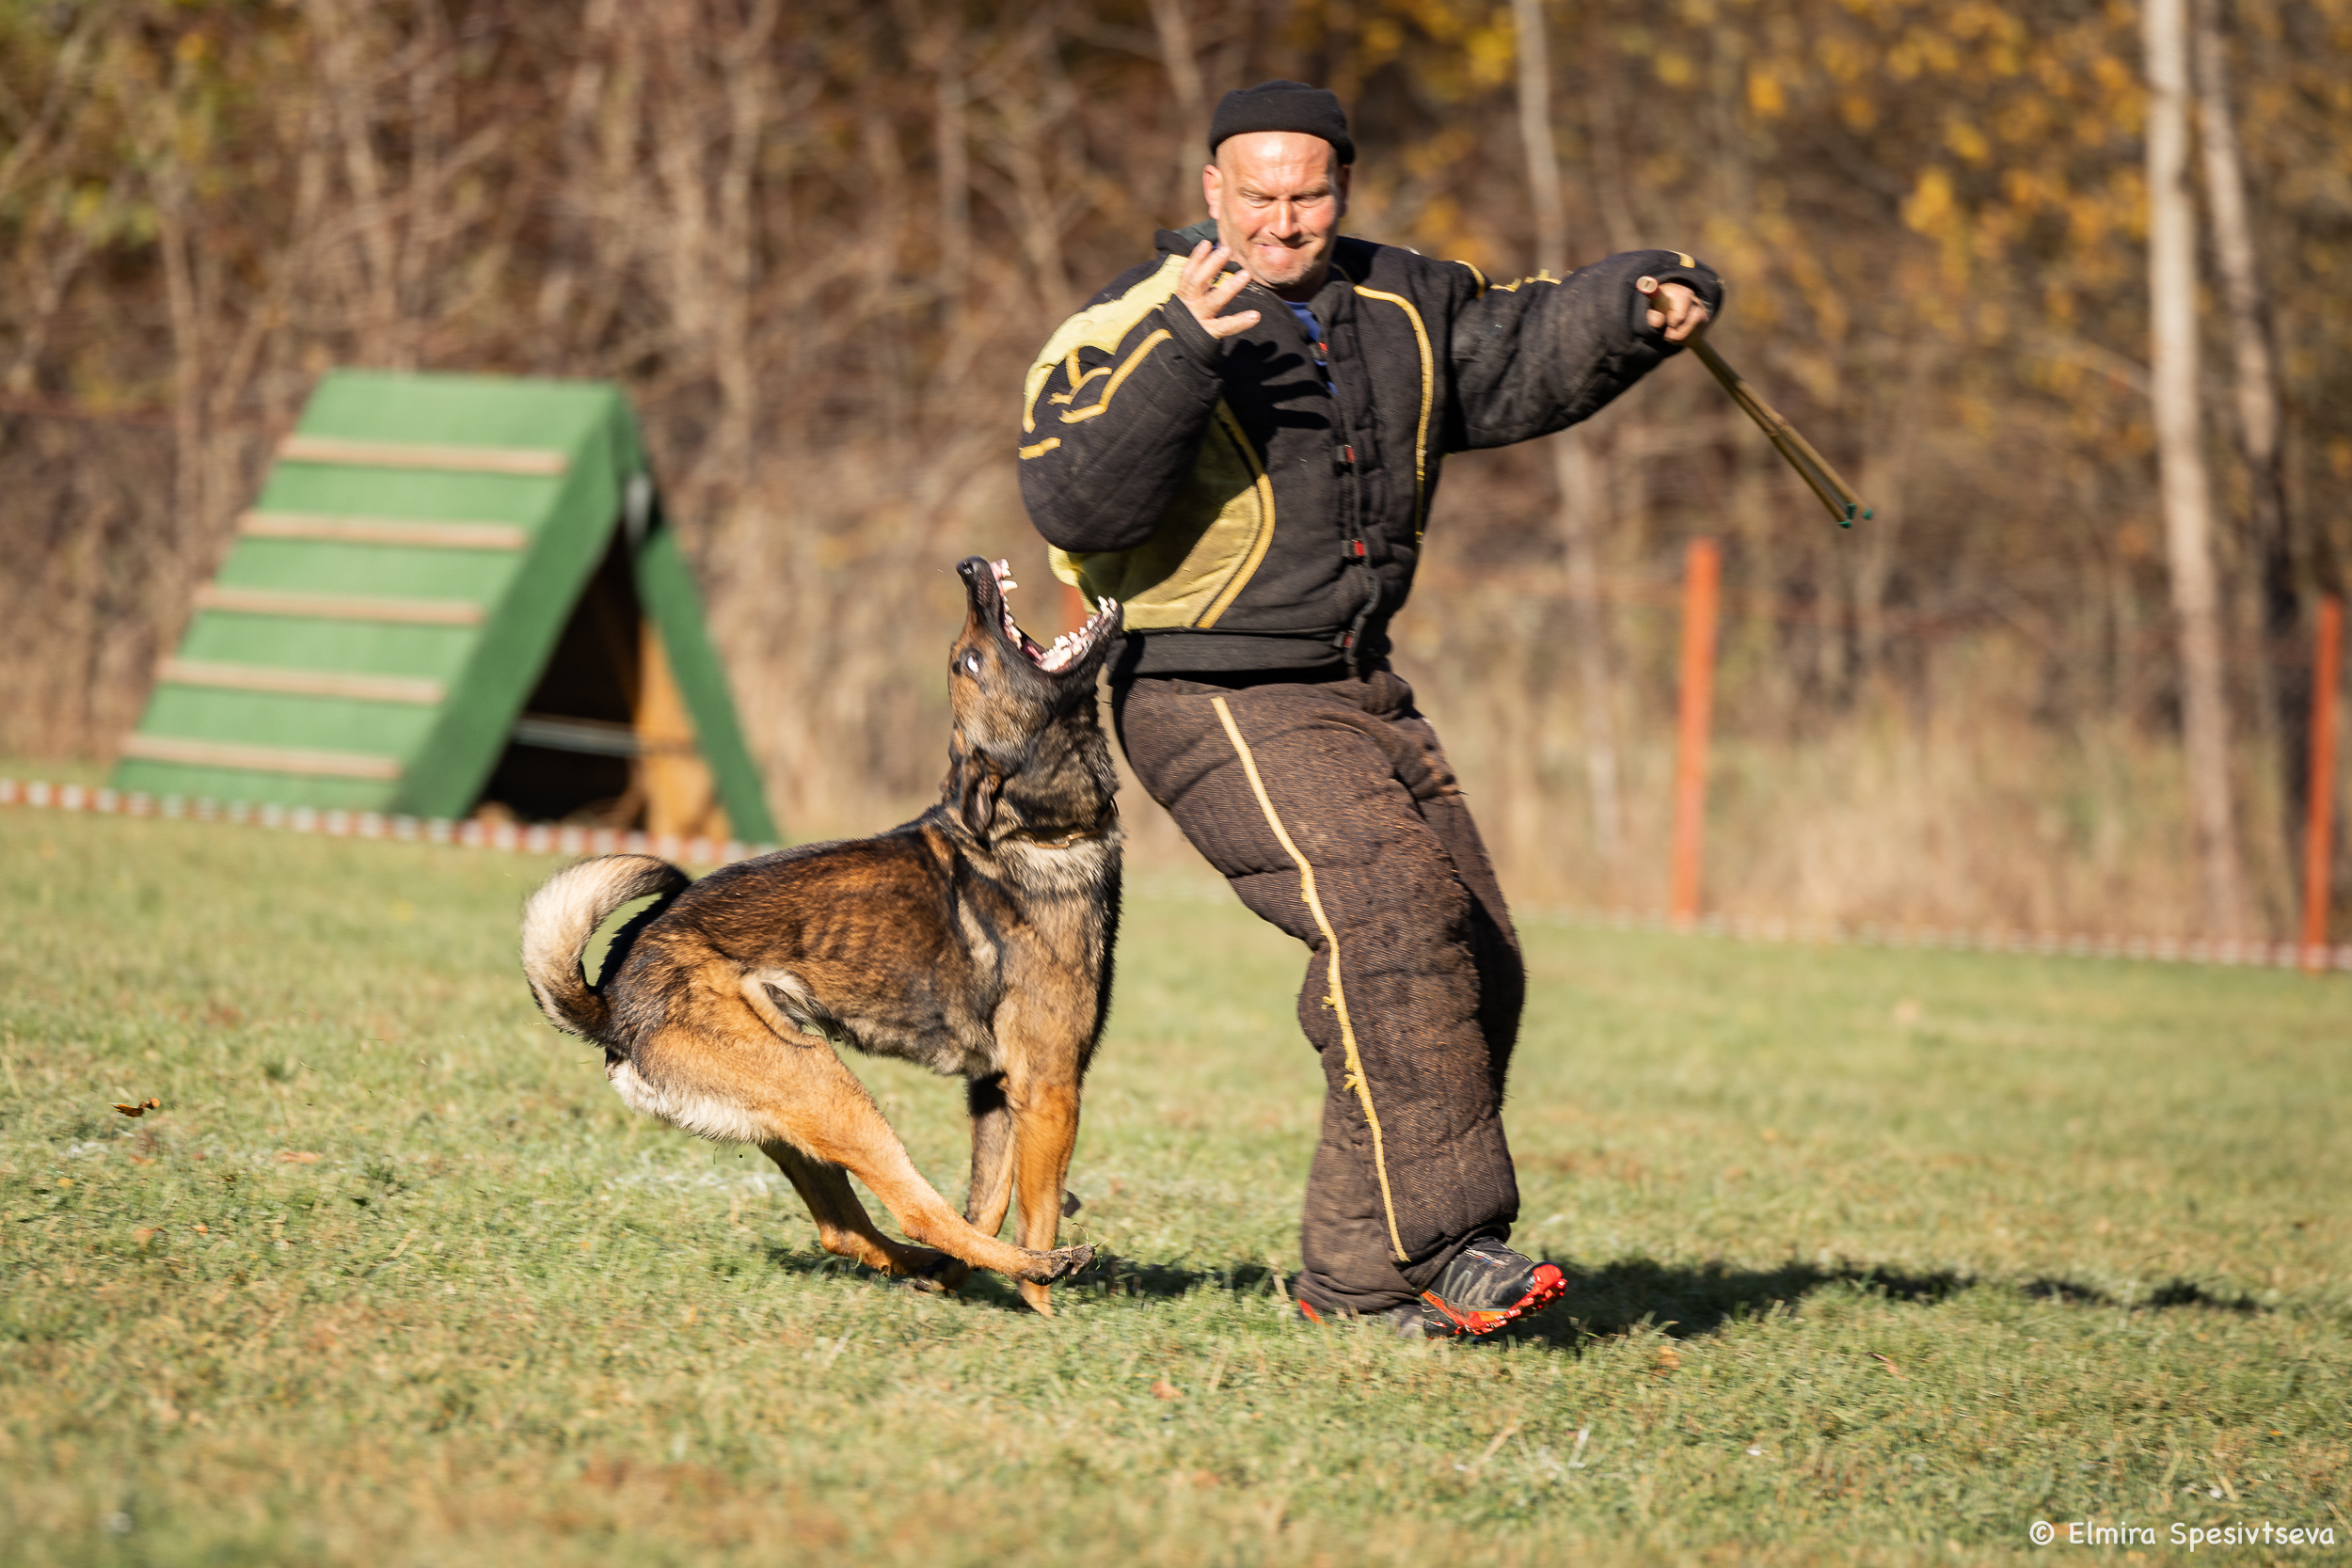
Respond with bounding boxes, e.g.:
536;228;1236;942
1020;220;1724;674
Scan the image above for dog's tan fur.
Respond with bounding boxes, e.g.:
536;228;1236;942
520;558;1120;1313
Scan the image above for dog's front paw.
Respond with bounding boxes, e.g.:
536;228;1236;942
1021;1243;1093;1283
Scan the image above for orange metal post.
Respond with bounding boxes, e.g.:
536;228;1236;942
1668;537;1722;926
2300;595;2344;970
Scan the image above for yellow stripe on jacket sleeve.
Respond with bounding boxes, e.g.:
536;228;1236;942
1059;328;1171;423
1350;286;1435;537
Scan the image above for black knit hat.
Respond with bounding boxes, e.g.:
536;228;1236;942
1207;79;1355;166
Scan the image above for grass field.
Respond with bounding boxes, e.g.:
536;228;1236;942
2;802;2347;1565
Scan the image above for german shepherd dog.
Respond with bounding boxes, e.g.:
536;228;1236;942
520;557;1120;1314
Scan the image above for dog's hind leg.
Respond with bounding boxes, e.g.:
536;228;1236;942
962;1073;1017;1240
761;1142;964;1291
742;1043;1089;1289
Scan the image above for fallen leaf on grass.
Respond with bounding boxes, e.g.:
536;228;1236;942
1654;1344;1681;1371
1870;1353;1905;1378
1456;1418;1522;1479
277;1150;321;1164
113;1098;161;1117
191;1223;208;1234
133;1227;158;1245
1150;1379;1183;1401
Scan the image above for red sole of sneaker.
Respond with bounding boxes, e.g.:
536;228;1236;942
1422;1262;1568;1338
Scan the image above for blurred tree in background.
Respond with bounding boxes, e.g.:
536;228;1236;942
3;0;2348;936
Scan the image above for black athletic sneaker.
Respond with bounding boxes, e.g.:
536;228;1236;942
1390;1239;1566;1339
1295;1241;1566;1339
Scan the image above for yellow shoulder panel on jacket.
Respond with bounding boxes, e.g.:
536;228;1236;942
1023;254;1187;434
1049;400;1273;629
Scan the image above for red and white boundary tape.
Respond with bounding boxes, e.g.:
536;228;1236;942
1534;908;2351;974
0;776;771;868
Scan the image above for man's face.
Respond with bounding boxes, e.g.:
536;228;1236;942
1203;132;1351;299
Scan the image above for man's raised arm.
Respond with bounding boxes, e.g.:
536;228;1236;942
1018;241;1263;554
1443;248;1724;452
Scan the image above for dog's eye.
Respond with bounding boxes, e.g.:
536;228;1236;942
959;651;983;676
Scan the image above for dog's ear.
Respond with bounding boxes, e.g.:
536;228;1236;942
958;753;1006;839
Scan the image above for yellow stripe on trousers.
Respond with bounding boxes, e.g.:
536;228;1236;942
1210;695;1409;1263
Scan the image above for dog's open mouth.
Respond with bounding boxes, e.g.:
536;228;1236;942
989;559;1118;675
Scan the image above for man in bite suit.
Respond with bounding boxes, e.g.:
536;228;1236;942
1018;80;1719;1337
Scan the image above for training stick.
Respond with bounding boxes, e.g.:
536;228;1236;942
1640;277;1871;527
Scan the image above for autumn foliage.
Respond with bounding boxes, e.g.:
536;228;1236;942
2;0;2348;934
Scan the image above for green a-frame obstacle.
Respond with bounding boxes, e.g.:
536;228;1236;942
113;370;776;842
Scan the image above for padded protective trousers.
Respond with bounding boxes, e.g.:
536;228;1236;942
1113;665;1524;1315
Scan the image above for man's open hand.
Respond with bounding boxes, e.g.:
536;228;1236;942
1176;241;1261;341
1638;276;1710;343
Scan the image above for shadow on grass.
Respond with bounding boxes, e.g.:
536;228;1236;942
2001;1275;2259;1314
750;1241;2266;1331
755;1242;1020;1305
753;1242;1285;1313
1527;1257;1969;1343
1071;1251;1279;1301
1514;1260;2270;1344
752;1241;1248;1315
1059;1254;1970;1337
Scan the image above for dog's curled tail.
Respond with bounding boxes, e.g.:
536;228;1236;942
520;855;691;1042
